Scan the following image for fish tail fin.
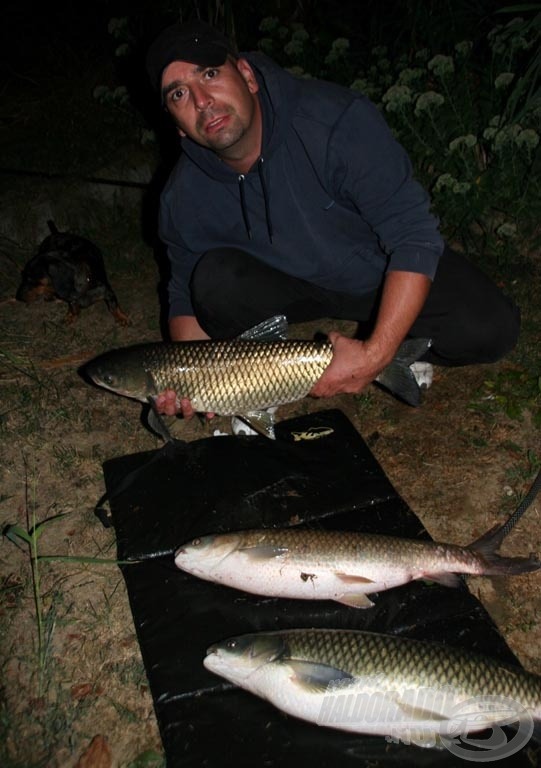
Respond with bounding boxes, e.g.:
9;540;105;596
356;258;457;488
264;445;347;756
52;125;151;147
468;524;541;575
375;338;431;407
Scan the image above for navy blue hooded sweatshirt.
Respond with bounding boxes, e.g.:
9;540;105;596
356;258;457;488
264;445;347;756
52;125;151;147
159;53;444;319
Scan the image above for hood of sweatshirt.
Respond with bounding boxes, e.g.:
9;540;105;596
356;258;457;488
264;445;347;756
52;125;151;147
178;53;298;182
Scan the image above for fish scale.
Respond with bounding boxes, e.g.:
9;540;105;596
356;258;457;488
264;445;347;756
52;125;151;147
175;527;540;609
205;628;541;751
143;339;332;413
280;630;541;706
84;317;433;437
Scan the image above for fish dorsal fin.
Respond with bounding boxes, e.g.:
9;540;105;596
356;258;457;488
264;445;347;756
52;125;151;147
238;315;288;342
288;660;355;693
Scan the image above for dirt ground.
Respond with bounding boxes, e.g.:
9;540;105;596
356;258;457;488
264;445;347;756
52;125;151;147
0;212;540;767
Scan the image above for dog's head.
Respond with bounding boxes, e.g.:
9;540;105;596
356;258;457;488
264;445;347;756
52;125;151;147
17;252;91;303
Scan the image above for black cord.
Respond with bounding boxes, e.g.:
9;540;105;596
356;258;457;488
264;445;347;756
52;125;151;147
499;467;541;539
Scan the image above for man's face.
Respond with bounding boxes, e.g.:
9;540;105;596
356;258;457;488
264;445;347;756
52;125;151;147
161;58;260;161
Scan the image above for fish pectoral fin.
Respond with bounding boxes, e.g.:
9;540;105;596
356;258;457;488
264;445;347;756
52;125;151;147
391;694;448;723
237;544;289;560
424;572;462;588
335;572;375;584
335;593;375;609
288;660;354;693
238;315;288;341
238;411;276;439
147;398;173;442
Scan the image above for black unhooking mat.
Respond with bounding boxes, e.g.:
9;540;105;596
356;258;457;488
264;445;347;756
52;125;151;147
100;409;537;767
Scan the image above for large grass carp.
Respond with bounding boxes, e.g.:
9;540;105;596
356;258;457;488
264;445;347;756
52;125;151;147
175;524;540;608
84;316;430;437
204;628;541;749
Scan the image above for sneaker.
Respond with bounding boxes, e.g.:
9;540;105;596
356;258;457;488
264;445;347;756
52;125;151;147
231;416;259;437
231;406;278;438
409;361;434;389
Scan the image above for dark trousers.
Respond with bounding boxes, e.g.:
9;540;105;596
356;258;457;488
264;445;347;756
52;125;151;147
190;246;520;366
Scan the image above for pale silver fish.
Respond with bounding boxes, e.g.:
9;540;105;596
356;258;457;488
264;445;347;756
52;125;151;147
175;525;540;608
204;628;541;748
84;316;430;437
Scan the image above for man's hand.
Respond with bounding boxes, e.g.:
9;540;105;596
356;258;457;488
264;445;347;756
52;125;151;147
153;389;216;420
310;333;389;398
311;271;432;399
153;315;215;420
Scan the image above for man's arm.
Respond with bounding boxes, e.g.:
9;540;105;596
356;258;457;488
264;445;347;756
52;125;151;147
310;270;431;397
169;314;210;341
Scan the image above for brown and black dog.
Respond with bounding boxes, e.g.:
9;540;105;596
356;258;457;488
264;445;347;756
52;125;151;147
16;221;129;324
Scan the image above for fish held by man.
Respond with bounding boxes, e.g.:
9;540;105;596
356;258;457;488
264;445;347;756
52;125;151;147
204;628;541;748
175;524;540;608
83;315;430;437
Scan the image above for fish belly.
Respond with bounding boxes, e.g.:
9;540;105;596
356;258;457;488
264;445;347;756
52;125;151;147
202;557;411;602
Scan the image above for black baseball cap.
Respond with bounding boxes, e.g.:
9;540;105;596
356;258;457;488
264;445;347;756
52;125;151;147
146;20;238;92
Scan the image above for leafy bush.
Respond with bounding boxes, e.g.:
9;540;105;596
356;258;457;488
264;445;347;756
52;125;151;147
257;13;541;265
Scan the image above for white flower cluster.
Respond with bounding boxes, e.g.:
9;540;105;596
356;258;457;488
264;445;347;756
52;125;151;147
93;85;130;108
483;123;539;154
284;39;304;59
433;173;471;194
286;66;311;79
258;38;274;54
349;78;380;100
427;54;455;79
516;128;540;152
381;85;413;113
496;222;518;239
414;91;445;116
291;26;309;42
259;17;279;33
488;18;531;55
454;40;473;58
325;38;350;65
397;68;425;87
448;134;478;152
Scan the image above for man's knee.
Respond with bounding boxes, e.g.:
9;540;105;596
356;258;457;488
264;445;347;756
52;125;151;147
481;300;521;362
190;248;268;337
430;299;520;366
191;248;249;306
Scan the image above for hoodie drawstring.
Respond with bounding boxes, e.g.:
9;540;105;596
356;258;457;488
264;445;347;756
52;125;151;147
257;158;273;243
237;157;273;244
238;174;252;240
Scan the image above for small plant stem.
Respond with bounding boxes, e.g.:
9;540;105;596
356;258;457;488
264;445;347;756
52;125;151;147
24;458;45;697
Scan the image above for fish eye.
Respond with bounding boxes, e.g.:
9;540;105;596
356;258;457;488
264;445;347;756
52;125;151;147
191;537;201;547
226;639;237;650
103;373;115;386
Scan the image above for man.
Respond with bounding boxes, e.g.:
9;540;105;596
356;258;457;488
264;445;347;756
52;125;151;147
146;20;520;421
